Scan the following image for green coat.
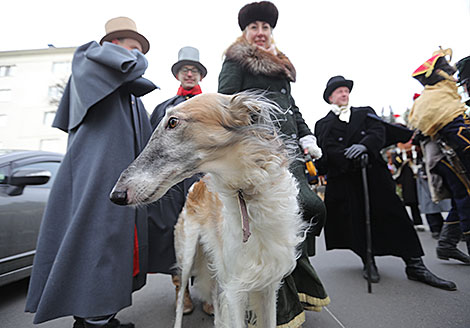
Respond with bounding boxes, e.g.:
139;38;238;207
218;39;329;327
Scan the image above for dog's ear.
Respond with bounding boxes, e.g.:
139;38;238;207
227;93;259;127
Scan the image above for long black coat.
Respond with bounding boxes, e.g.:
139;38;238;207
314;107;424;259
25;41;156;323
147;94;201;274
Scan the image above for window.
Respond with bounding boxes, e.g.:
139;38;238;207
39;139;62;152
51;61;71;75
14;161;61;188
48;86;61;99
0;65;15;77
0;89;12;102
43;111;56;126
0;114;6;127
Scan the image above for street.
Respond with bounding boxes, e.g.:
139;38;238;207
1;229;469;328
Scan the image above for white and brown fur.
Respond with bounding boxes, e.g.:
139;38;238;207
111;92;307;327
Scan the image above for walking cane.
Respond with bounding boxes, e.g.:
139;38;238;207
360;153;373;293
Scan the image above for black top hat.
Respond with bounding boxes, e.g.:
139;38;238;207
323;75;354;103
238;1;278;30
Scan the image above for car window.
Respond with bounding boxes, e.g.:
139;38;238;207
0;165;7;184
15;162;61;188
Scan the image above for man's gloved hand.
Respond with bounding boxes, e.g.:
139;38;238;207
299;135;322;159
344;144;367;159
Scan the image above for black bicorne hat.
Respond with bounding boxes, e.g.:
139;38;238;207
323;75;354;104
456;55;470;85
238;1;279;30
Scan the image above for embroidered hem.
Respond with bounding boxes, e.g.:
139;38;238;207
298;293;331;308
276;311;306;328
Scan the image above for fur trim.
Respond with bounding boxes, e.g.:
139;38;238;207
225;38;296;82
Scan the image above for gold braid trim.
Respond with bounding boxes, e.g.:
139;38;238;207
276;311;306;328
298;293;331;308
444;220;460;225
441;160;470;195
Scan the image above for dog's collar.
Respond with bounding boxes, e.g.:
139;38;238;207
237;190;251;243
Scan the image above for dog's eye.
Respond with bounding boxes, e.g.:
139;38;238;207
167;117;179;129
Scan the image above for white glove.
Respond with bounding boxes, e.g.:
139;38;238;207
299;135;322;159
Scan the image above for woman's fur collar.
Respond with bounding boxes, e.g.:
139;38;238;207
225;37;296;82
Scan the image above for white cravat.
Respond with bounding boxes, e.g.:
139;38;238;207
331;104;351;123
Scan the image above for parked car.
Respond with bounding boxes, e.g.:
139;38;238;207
0;149;63;287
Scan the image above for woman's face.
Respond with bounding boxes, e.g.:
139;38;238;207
244;21;272;49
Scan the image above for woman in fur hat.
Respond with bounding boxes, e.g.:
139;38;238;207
218;2;330;327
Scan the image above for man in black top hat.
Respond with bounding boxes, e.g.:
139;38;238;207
147;46;213;316
313;75;457;291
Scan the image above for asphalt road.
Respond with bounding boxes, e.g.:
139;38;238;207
1;229;469;328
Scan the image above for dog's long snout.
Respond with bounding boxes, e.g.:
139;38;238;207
110;189;129;206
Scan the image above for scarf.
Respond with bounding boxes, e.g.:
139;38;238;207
331;104;351;123
177;85;202;96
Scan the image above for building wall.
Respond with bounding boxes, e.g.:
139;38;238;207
0;47;76;153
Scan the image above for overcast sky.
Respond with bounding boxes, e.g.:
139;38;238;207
2;0;470;127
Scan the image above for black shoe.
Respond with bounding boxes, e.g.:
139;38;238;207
84;319;135;328
436;246;470;264
431;232;440;240
362;262;380;283
404;258;457;291
73;317;85;328
104;319;134;328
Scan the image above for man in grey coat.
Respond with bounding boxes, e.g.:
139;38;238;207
25;17;157;328
148;46;212;316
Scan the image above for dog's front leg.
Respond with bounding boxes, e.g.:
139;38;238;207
253;284;278;328
173;218;200;328
221;288;247;328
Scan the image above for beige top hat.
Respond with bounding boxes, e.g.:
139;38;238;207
171;46;207;78
100;16;150;54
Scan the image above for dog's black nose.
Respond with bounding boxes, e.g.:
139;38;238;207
110;190;128;206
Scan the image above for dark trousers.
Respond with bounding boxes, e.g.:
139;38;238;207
434;160;470;234
426;213;444;233
409;203;423;225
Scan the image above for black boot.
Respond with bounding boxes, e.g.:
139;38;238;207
362;257;380;283
436;223;470;264
464;234;470;256
403;257;457;291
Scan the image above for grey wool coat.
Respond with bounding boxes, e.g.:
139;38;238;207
25;41;156;324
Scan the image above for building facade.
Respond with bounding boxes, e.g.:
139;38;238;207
0;46;76;153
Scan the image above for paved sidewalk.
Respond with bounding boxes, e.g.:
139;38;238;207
2;230;469;328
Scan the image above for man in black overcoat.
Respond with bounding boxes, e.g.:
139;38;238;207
25;17;157;327
147;46;212;315
313;75;456;291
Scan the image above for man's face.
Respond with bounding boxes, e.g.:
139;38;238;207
177;65;201;90
113;38;143;53
329;86;350;106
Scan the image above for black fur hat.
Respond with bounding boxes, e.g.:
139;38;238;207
238;1;279;30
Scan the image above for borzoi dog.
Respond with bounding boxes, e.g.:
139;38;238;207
110;92;307;327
